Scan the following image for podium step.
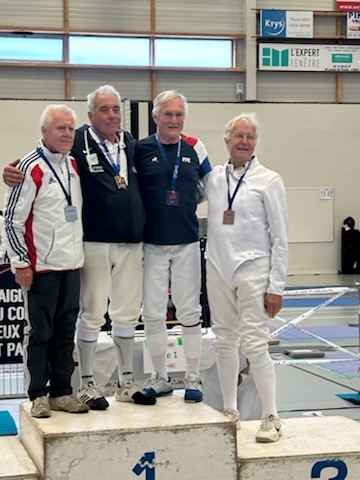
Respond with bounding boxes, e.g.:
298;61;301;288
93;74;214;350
20;395;238;480
0;436;39;479
237;416;360;480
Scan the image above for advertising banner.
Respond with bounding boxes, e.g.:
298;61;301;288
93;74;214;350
0;265;24;364
260;10;313;38
347;11;360;37
337;1;360;11
259;43;360;72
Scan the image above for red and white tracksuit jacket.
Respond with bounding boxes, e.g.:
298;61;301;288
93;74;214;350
3;141;84;272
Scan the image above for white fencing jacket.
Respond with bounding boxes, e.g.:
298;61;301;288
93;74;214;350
205;157;288;295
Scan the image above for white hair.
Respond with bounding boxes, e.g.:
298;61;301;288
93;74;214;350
40;104;76;130
87;85;121;113
152;90;188;117
224;112;260;144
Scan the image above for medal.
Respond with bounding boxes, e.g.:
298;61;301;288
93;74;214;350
224;159;252;225
115;175;127;190
157;136;182;207
223;210;235;225
166;190;179;206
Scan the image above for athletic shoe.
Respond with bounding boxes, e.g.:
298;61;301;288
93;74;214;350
184;373;203;403
31;395;51;418
49;394;90;413
143;373;173;397
77;382;109;410
222;409;241;429
115;379;156;405
256;415;283;443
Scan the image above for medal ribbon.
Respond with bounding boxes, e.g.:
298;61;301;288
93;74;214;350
36;147;72;206
226;158;252;210
91;128;121;174
100;139;121;174
156;135;182;191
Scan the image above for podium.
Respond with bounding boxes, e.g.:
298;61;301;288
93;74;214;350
1;398;360;480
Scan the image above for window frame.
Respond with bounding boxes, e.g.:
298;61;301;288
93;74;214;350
0;29;244;69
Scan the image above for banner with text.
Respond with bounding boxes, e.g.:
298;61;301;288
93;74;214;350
259;43;360;72
337;1;360;11
347;12;360;37
0;265;24;364
260;10;313;38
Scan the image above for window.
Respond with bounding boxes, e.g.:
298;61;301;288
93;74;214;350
154;38;233;68
1;34;234;69
0;36;63;62
69;36;150;66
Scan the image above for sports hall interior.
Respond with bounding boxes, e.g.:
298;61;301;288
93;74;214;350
0;1;360;479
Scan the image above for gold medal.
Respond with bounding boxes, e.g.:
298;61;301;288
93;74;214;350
114;175;127;190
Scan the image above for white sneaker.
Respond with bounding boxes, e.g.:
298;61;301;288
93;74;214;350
256;415;283;443
143;373;173;397
49;394;89;413
115;379;156;405
222;408;241;429
184;373;203;403
31;395;51;418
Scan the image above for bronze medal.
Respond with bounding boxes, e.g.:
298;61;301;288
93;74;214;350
223;210;235;225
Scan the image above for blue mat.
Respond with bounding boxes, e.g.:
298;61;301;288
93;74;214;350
271;325;358;340
271;325;360;377
0;410;18;435
315;358;359;377
336;393;360;405
303;326;359;339
283;296;358;308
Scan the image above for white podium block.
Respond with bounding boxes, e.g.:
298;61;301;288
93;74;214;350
0;437;39;480
19;395;237;480
237;416;360;480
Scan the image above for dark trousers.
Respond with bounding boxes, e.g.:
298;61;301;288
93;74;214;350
23;270;80;401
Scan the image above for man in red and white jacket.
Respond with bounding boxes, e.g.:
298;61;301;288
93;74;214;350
3;104;89;418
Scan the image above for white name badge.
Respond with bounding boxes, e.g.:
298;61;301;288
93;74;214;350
86;153;104;173
86;153;99;166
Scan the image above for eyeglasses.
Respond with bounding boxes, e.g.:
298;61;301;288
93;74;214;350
231;132;256;141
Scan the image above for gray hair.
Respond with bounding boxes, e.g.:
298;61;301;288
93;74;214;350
224;112;260;144
40;104;76;130
87;85;121;113
152;90;188;117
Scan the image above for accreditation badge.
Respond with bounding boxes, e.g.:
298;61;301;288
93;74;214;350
64;205;78;222
86;153;104;173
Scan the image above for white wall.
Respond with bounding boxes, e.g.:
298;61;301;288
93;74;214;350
1;100;359;275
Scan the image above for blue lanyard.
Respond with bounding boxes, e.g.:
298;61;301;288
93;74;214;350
37;147;72;206
93;129;121;174
226;159;252;210
156;136;182;191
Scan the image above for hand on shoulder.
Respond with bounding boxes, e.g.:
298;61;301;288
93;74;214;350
3;159;23;187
